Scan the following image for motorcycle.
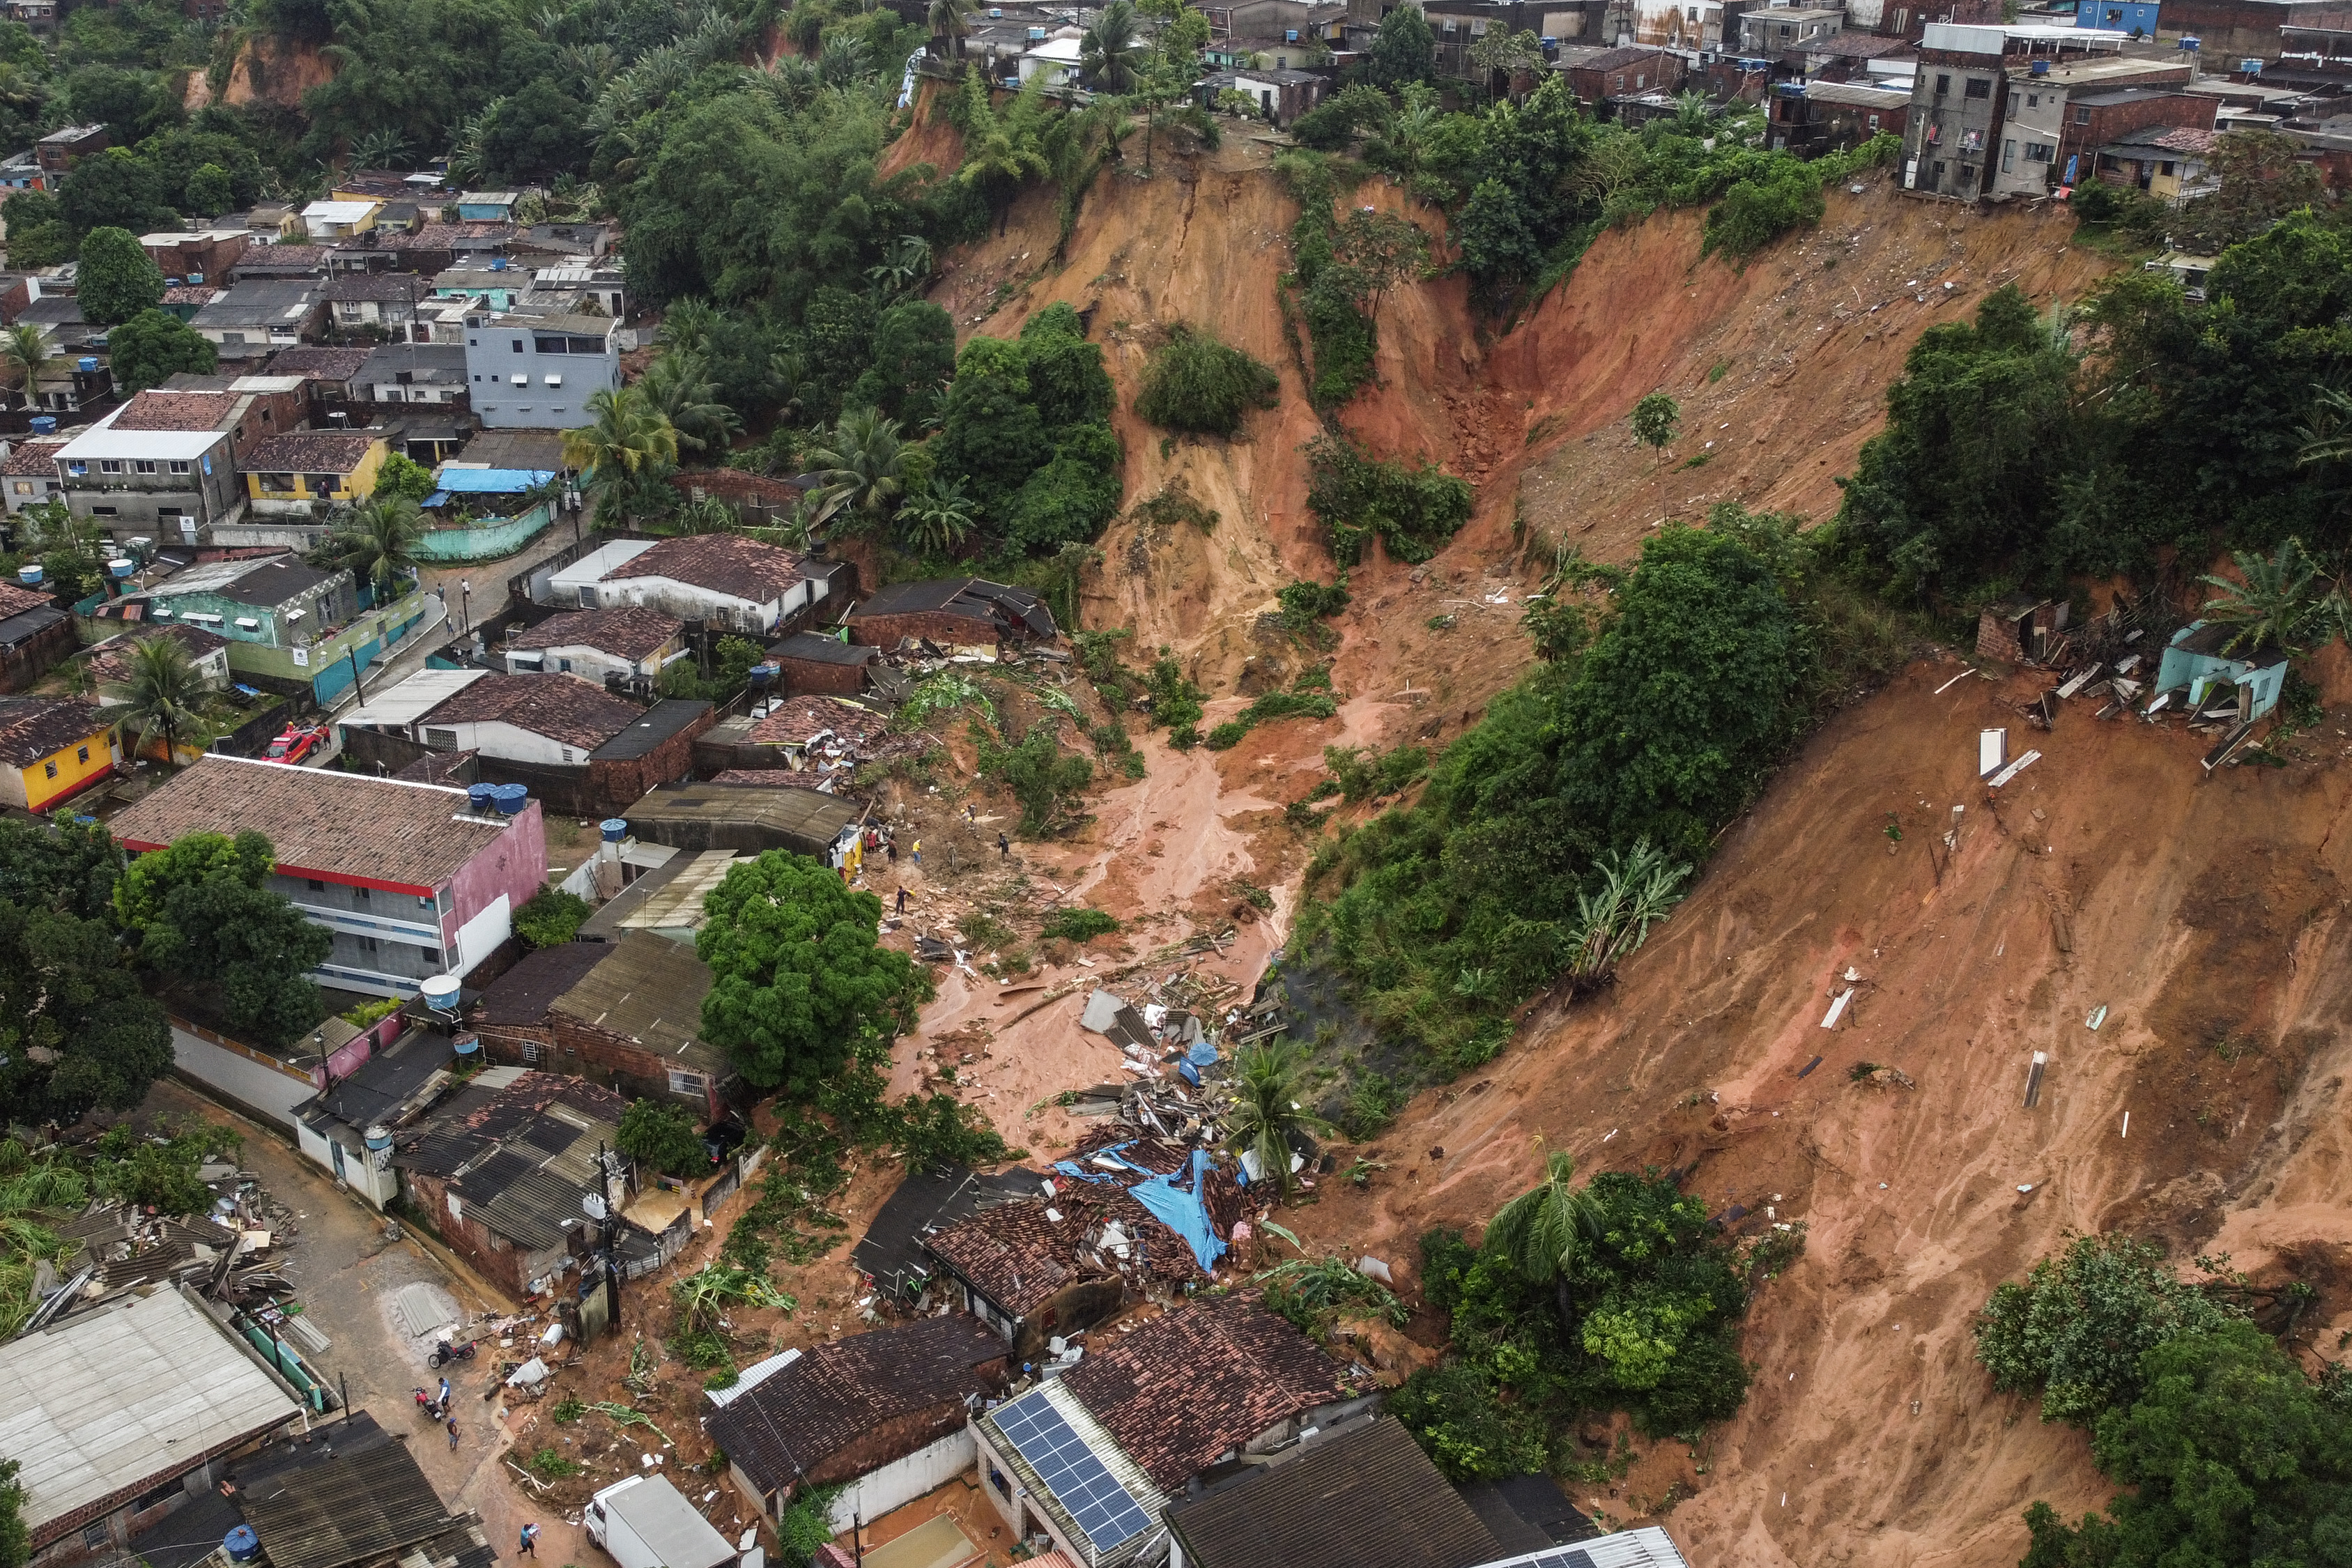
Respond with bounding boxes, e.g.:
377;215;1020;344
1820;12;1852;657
427;1336;479;1368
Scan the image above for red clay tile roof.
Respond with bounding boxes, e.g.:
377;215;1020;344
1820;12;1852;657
109;753;519;891
114;390;240;432
0;695;108;767
162;285;221;306
703;1314;1010;1493
1061;1297;1350;1491
507;608;682;662
746;695;888;749
236;245;329;269
923;1199;1093;1316
244;431;379;473
606;533;805;604
265;346;374;379
2;436;69;476
0;581;49;618
421;672;645;751
2153;125;2219;154
707;769;829;787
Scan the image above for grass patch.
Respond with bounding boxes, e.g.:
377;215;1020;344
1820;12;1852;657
1204;691;1340;751
1134;325;1280;436
1040;907;1119;941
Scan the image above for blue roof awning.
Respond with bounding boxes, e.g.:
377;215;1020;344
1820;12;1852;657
421;490;451;507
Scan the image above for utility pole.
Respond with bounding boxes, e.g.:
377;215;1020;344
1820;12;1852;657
346;645;367;706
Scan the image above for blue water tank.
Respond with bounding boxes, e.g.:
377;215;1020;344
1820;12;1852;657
77;356;96;373
225;1528;259;1563
492;783;528;816
28;416;54;435
489;256;509;272
467;782;498;813
16;564;40;587
599;818;629;842
453;1034;481;1057
420;974;461;1011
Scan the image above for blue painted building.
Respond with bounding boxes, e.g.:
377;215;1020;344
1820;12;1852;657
2077;0;2159;33
2155;620;2288;720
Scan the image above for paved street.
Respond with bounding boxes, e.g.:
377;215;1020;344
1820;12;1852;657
141;1079;593;1568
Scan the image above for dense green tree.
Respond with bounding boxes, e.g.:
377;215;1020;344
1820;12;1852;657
182;162;233;215
851;299;957;424
58;151;175;238
697;852;930;1096
61;64;173;144
935;336;1045;506
955;69;1052;235
75;226;165;326
106;309;216;394
1222;1038;1330;1198
1975;1232;2250;1427
0;189;68;268
0;1454;26;1568
617;1098;706;1178
1362;2;1434;86
146;868;330;1047
0;899;174;1125
477;77;592;182
512;888;590;948
0;815;121;923
373;451;438;505
1133;324;1280;436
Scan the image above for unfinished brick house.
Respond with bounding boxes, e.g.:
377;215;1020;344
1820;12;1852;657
466;930;737;1113
845;578;1056;650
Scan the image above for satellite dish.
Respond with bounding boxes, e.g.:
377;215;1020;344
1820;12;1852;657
582;1194;608;1221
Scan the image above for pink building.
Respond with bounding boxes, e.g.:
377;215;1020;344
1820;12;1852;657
111;753;547;997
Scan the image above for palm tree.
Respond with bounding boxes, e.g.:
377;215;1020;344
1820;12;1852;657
865;235;933;297
1226;1040;1332;1200
3;323;50;411
640;351;742;455
321;495;426;600
1483;1151;1605;1321
2198;537;2332;656
817;33;874;86
898;473;978;555
671;495;737;535
347;128;410;171
958;70;1052;234
658;298;722;359
561;386;682;515
107;634;207;769
1562;838;1691;992
2296;383;2352;468
1079;0;1144;93
805;408;905;530
928;0;975;57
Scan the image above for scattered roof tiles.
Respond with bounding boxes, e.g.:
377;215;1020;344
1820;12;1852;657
109;754;520;892
746;695;888;749
235;245;329;270
849;578;1055;640
114;390;240;431
2;436;69;476
245;431;379;474
1062;1296;1350;1491
2153;125;2220;153
266;345;374;379
0;581;50;619
923;1199;1092;1316
0;695;108;767
1165;1418;1506;1568
162;284;220;307
704;1314;1009;1494
421;672;645;751
508;608;682;662
604;532;805;604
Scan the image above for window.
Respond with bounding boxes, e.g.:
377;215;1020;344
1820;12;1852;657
1934;72;1949;95
668;1068;710;1096
308;878;325;891
2027;92;2038;107
134;460;155;475
568;336;606;355
99;459;123;474
2001;138;2015;171
511;337;525;353
8;482;23;494
420;945;441;963
1868;113;1881;130
533;335;569;354
76;745;88;763
44;760;56;778
2027;141;2054;162
511;374;528;386
544;374;562;387
1964;77;1990;98
92;505;116;516
169;459;190;474
424;727;457;747
558;658;571;672
2075;105;2091;123
84;1523;109;1550
354;885;371;902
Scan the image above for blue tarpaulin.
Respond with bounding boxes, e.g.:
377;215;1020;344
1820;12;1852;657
1186;1038;1219;1068
1129;1149;1224;1272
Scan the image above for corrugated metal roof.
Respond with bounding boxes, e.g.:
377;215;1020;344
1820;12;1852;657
1167;1419;1505;1568
239;1425;472;1568
0;1287;304;1545
1470;1526;1691;1568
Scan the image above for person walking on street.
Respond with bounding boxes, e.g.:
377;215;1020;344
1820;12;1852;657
457;578;472;633
438;1376;451;1413
997;832;1009;859
446;1417;459;1450
518;1525;539;1558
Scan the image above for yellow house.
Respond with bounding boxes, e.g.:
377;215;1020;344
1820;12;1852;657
0;694;116;812
245;431;391;515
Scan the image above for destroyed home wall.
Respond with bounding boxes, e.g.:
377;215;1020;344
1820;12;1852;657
957;1273;1127;1362
847;609;1013;649
775;654;868;697
546;1013;735;1109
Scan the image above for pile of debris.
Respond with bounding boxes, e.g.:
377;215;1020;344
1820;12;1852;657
24;1162;305;1335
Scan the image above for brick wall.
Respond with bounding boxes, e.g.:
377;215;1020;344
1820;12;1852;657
227;386;312;464
776;654;867;697
2061;86;2212;177
404;1167;567;1298
849;610;1003;649
586;704;716;813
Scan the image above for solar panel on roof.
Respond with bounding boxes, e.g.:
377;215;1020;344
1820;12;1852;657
994;1388;1153;1550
